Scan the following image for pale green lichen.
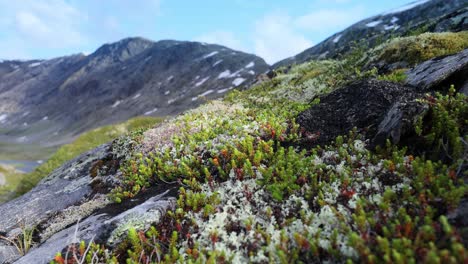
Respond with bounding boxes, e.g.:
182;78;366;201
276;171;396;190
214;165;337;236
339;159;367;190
41;195;109;241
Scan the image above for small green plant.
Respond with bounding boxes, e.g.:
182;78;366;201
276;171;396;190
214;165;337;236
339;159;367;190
378;68;408;83
414;86;467;162
0;223;35;256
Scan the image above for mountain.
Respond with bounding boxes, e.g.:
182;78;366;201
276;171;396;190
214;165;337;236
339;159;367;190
0;37;269;159
274;0;467;68
0;0;467;263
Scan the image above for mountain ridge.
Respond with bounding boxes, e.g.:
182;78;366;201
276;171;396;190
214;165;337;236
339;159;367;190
274;0;468;68
0;37;269;160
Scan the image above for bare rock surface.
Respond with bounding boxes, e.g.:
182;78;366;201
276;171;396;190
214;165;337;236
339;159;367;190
14;191;176;264
406;48;468;92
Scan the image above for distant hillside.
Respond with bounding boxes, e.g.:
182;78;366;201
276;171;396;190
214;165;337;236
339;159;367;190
0;38;269;160
274;0;467;68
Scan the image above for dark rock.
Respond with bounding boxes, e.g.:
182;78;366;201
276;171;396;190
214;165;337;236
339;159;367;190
296;79;420;146
434;7;468;32
406;49;468;92
266;70;277;79
461;80;468;95
373;100;429;146
448;197;468;246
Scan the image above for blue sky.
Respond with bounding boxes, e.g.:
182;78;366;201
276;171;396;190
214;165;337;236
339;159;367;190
0;0;419;64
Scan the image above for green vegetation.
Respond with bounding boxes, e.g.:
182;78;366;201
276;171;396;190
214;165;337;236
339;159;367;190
369;31;468;66
0;223;35;256
0;165;23;203
0;142;56;160
414;85;468;162
377;68;408;83
8;116;163;199
41;31;467;263
55;71;466;262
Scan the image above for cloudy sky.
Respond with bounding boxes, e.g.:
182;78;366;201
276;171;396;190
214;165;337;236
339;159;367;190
0;0;417;64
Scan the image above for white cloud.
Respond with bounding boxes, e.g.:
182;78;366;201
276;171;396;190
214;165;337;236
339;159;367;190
0;0;163;59
0;0;86;57
253;13;312;64
294;6;366;32
194;31;247;52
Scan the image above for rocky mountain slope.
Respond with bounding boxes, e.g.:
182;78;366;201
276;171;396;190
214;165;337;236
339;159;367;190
0;1;467;263
0;38;268;160
274;0;468;68
0;30;466;263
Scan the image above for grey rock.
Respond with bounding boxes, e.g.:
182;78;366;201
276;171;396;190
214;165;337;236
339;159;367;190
14;191;175;264
434;7;468;32
373;100;429;145
406;48;468;91
0;245;20;264
448;197;468;246
0;143;113;236
296;79;419;146
274;0;468;68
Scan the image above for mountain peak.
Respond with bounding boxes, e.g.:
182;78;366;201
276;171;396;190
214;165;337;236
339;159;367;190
93;37;155;61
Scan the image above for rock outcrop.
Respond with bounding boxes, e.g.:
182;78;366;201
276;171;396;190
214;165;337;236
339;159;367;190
406;48;468;93
296;79;421;146
0;139;177;263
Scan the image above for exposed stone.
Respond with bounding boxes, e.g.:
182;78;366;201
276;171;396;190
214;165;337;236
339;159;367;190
0;245;19;264
373;100;429;146
0;143;115;263
14;191;176;264
434;7;468;32
296;79;419;146
448;197;468;247
405;48;468;92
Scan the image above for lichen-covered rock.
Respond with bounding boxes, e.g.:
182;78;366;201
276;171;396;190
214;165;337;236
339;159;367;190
296;79;419;146
0;245;19;264
406;48;468;92
0;143;113;233
14;191;175;264
0;143;116;263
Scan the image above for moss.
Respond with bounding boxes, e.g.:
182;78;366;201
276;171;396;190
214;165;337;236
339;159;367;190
370;31;468;66
377;68;408;83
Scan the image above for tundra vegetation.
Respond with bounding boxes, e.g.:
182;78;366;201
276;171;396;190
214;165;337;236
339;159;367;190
5;31;467;263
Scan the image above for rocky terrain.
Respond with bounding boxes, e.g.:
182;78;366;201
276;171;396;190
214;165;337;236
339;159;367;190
274;0;467;68
0;38;268;161
0;1;466;263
